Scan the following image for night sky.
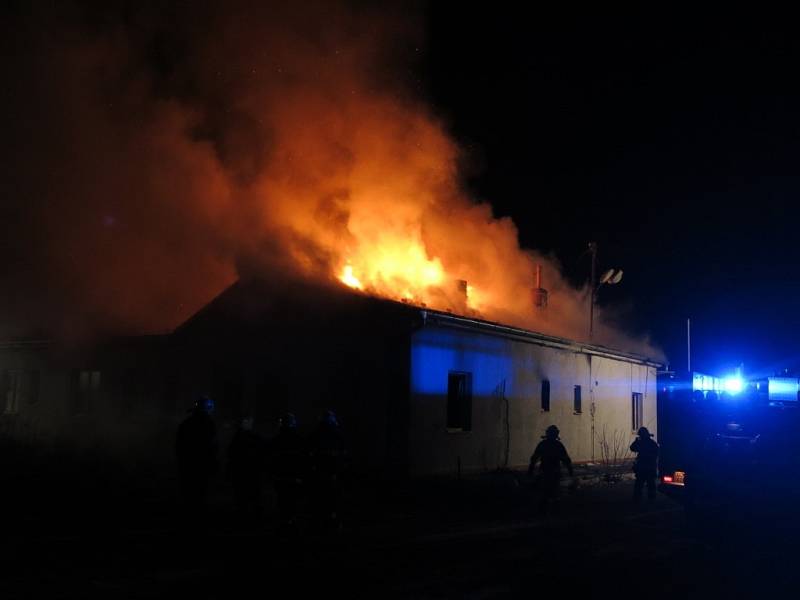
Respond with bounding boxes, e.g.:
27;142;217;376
423;6;800;376
4;3;800;376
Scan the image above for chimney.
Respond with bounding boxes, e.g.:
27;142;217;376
533;265;548;308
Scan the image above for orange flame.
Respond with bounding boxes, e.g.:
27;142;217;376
340;264;363;290
338;235;445;301
255;95;562;332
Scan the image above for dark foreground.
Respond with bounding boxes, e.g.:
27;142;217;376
3;455;800;599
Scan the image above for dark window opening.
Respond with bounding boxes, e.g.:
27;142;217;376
3;370;40;414
573;385;582;414
71;370;101;414
447;372;472;431
541;379;550;412
2;370;19;415
632;392;643;431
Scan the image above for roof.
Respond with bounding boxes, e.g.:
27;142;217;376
419;309;662;368
0;277;661;369
177;277;662;368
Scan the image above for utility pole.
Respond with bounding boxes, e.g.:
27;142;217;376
687;318;691;373
589;242;597;340
588;242;622;341
588;242;598;460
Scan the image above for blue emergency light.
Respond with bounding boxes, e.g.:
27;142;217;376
723;375;744;395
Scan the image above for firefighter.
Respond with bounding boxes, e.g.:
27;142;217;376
308;410;348;532
528;425;574;516
268;413;306;532
630;426;659;503
226;416;266;522
175;395;219;518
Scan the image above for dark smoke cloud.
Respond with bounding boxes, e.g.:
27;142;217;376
0;0;412;339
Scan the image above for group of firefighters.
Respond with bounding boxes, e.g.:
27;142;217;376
175;396;347;532
529;423;660;514
176;395;660;528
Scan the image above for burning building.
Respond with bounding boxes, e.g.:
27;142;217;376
0;276;659;476
1;1;661;476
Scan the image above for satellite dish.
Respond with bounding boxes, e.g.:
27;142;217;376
599;269;615;284
610;270;623;284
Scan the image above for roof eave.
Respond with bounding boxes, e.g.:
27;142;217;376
420;309;662;368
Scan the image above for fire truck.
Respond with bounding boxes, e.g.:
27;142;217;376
658;371;800;521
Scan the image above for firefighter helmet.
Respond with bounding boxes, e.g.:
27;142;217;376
194;395;215;414
322;410;339;428
279;412;297;431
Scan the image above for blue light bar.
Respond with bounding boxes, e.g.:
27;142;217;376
768;377;799;402
723;376;744;394
692;372;724;392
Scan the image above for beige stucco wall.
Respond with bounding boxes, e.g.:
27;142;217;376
408;325;658;476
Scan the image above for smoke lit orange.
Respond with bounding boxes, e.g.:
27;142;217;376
3;1;658;357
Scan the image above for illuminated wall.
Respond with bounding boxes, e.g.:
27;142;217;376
408;324;658;476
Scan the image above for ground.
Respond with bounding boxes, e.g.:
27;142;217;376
4;456;800;599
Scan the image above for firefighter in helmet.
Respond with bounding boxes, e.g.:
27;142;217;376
529;425;574;515
226;415;267;522
268;413;306;531
630;426;659;503
175;395;219;518
309;409;348;531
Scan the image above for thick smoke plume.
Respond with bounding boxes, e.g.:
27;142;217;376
0;1;659;356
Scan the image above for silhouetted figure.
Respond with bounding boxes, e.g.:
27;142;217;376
268;413;306;531
176;396;218;518
227;416;266;522
309;410;347;532
529;425;573;516
631;426;659;503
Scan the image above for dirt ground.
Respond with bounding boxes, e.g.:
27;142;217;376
2;449;800;599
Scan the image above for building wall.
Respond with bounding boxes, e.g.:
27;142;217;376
0;344;61;443
408;325;658;476
0;341;179;465
0;329;410;476
170;330;410;474
2;318;658;479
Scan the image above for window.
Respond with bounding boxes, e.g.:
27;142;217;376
71;370;101;414
573;385;582;414
447;372;472;431
3;370;20;415
541;379;550;412
2;370;39;415
632;392;643;431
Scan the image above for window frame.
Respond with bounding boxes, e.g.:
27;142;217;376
632;392;644;431
71;369;101;414
540;379;551;412
2;370;40;415
573;384;582;414
446;371;473;432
